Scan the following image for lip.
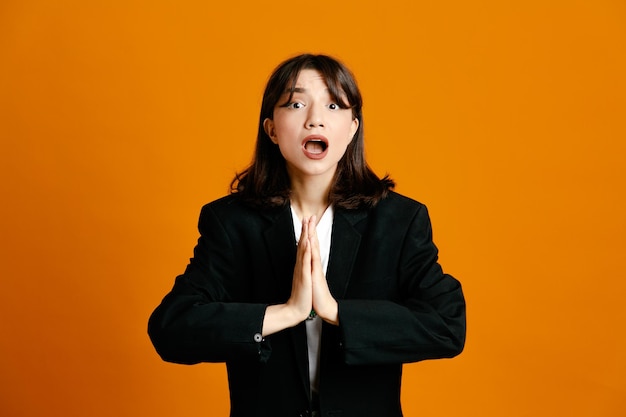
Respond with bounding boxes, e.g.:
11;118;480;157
301;135;329;160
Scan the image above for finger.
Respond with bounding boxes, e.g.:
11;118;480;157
308;216;319;246
310;236;321;275
295;218;310;263
298;216;309;247
308;215;317;236
307;216;321;260
298;219;312;273
302;233;311;266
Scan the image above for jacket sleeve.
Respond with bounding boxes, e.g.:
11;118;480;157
337;203;466;365
147;204;271;364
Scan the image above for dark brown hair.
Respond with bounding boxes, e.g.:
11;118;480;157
231;54;394;209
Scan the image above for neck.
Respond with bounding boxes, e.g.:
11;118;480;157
289;175;332;221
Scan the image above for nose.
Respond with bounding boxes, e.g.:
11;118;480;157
305;105;324;128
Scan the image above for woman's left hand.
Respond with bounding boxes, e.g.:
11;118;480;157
307;216;339;325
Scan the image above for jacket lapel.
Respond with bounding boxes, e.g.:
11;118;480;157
262;205;297;301
326;208;367;299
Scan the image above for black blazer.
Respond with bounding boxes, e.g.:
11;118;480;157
148;192;466;417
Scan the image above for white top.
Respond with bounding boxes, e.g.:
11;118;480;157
291;204;334;395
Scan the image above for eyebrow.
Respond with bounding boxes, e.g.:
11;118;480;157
283;87;332;94
284;87;306;94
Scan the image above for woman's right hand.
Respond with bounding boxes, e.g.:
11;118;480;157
261;217;314;336
287;216;314;321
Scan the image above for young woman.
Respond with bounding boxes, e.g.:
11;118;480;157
148;54;466;417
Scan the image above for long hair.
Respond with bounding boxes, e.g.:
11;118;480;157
231;54;394;209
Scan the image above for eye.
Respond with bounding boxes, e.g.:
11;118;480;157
328;103;339;110
287;102;304;109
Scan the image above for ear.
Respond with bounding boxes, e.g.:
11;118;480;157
349;117;359;140
263;118;277;144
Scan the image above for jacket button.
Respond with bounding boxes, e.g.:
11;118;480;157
253;333;263;343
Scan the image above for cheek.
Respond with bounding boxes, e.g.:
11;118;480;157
331;135;352;158
339;119;358;141
274;119;299;139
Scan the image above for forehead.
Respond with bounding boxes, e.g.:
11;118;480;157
293;69;327;87
282;69;330;96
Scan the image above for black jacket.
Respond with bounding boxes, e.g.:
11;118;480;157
148;192;466;417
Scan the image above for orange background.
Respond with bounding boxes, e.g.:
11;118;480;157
1;1;625;416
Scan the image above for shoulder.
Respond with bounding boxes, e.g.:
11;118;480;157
367;191;433;233
367;192;436;243
198;194;286;228
374;191;428;218
337;191;429;232
201;194;247;214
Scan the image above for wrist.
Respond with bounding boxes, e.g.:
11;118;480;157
263;303;306;336
316;300;339;326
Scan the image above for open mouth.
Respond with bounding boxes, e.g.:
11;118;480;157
304;139;328;154
302;136;329;158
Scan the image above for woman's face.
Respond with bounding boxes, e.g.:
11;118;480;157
263;69;359;185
